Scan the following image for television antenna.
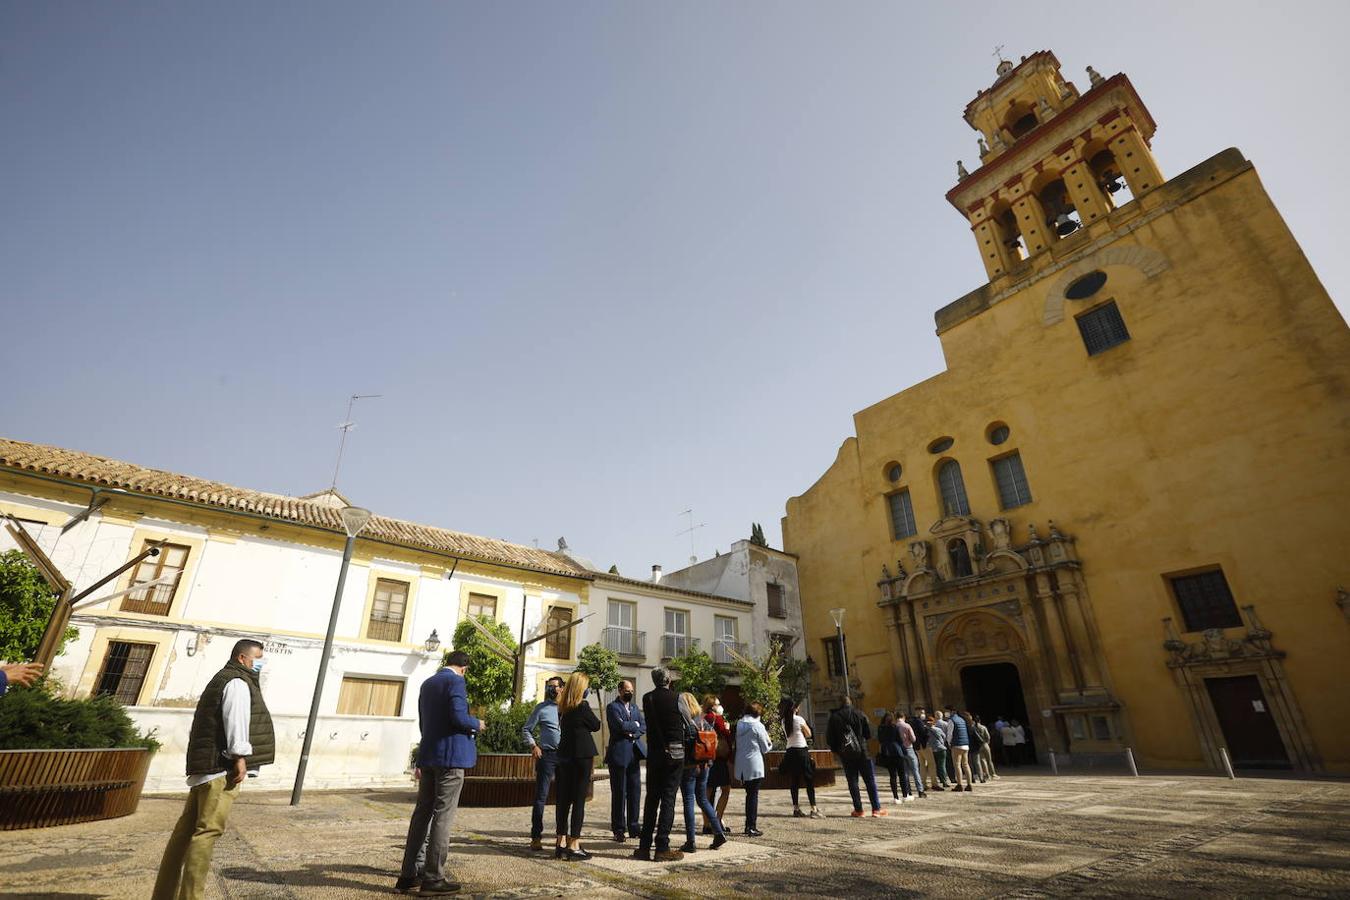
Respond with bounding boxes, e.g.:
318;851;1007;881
330;393;382;491
676;509;705;566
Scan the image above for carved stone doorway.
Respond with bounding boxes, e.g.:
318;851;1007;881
961;661;1029;726
1204;675;1291;769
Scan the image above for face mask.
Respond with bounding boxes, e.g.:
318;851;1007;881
714;705;724;716
251;658;265;674
546;684;559;700
620;690;633;702
581;688;589;700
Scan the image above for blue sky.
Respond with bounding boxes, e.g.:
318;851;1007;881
3;2;1346;576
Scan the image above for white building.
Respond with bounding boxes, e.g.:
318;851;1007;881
0;437;796;789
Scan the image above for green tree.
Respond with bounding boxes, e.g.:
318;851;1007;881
575;642;621;695
749;523;768;547
0;550;75;662
607;564;619;575
780;655;812;701
449;616;517;709
667;646;726;699
735;642;786;744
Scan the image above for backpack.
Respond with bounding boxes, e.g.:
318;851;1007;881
682;713;701;757
693;720;718;762
837;712;867;765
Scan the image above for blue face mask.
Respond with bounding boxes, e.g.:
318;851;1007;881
251;658;265;674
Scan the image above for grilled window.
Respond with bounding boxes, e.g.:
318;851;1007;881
888;489;917;539
368;578;408;642
937;460;971;517
766;582;787;618
1076;301;1130;355
336;676;405;716
544;606;573;659
121;541;189;616
1169;569;1242;632
95;641;154;705
991;452;1033;509
466;592;497;620
823;635;847;677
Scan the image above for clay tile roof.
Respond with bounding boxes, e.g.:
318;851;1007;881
586;568;754;607
0;437;591;580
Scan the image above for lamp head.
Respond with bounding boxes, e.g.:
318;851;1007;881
340;506;372;538
424;629;441;653
829;607;846;629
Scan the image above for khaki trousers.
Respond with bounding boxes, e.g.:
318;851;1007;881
917;747;939;789
977;744;997;780
951;746;974;788
152;776;239;900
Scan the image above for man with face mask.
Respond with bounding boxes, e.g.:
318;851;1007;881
522;675;565;850
604;679;647;843
153;639;274;900
635;667;685;861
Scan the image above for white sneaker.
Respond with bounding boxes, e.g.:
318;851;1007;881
901;795;914;803
891;796;901;805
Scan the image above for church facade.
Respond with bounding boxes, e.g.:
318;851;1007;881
783;52;1350;772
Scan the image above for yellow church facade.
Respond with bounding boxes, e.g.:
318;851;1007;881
782;52;1350;773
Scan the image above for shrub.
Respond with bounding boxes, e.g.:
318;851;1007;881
450;616;517;708
0;682;160;751
666;647;725;699
478;701;532;753
0;550;77;661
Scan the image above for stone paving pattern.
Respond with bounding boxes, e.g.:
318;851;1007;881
2;772;1347;898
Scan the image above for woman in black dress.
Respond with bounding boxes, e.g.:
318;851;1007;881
555;671;601;860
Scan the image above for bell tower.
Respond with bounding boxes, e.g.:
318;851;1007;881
949;51;1166;282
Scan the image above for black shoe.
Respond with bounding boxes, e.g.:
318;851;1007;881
395;876;418;894
632;848;652;861
701;825;714;835
613;833;626;844
964;785;973;792
420;880;462;896
744;827;763;838
678;840;696;853
563;848;592;861
919;792;928;799
710;833;727;850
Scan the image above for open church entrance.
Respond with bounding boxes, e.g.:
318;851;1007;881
960;662;1035;759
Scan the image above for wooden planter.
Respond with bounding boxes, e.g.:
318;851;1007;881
0;748;154;830
459;753;594;807
759;749;838;790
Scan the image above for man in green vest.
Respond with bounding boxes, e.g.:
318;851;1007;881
153;638;275;900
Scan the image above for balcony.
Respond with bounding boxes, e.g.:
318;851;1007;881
712;640;748;666
660;634;698;660
602;627;646;659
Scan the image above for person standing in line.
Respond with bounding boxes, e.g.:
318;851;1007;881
826;695;885;818
734;702;772;837
993;714;1010;767
778;697;824;819
635;667;685;861
927;715;952;791
1000;719;1023;767
1012;719;1030;765
395;649;479;895
554;671;601;861
935;710;957;784
154;640;274;900
912;706;939;792
522;675;564;851
604;679;646;844
896;712;924;800
700;695;733;835
677;692;728;852
972;714;998;782
0;661;43;695
876;712;905;804
946;707;974;792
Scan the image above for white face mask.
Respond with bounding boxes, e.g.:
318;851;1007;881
251;657;266;674
714;705;724;716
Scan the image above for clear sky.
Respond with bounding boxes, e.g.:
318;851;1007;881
3;2;1346;577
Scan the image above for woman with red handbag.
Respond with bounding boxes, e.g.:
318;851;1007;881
677;692;728;852
701;695;733;834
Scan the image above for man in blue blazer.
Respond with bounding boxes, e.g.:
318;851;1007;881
604;678;646;843
397;650;480;895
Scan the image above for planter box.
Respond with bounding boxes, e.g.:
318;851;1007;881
759;749;838;790
0;748;154;830
459;753;593;808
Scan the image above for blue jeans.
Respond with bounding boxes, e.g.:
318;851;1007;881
743;777;763;831
679;765;725;843
530;749;558;840
608;759;642;838
843;759;881;812
900;748;921;796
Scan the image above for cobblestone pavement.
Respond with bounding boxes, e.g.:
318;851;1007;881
3;772;1347;898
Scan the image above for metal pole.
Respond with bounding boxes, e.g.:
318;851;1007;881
290;533;356;806
1218;747;1237;780
1125;747;1139;777
1048;748;1058;775
835;624;851;702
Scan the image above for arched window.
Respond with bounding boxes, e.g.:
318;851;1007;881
937;460;970;517
947;539;974;578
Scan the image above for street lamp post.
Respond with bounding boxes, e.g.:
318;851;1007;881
290;505;372;806
829;607;850;702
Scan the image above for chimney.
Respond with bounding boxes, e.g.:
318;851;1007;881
651;565;662;584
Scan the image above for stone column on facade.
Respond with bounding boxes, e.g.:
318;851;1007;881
1033;571;1079;696
1013;589;1066;755
884;611;910;710
1063;143;1113;226
1013;188;1052;257
1057;582;1105;692
1111;127;1164;198
900;601;927;709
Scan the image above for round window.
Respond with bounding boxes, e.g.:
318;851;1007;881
927;437;954;454
1065;270;1108;300
886;463;903;482
989;425;1010;445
